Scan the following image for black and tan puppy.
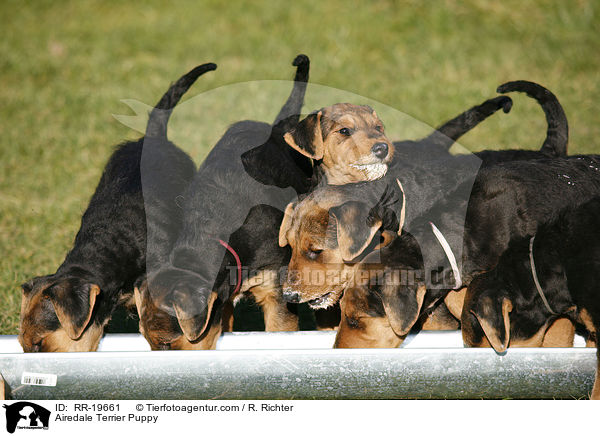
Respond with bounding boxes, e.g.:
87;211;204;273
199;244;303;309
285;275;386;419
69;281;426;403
332;222;461;349
280;81;568;311
135;204;296;349
281;78;568;185
136;55;312;350
279;180;404;309
283;81;565;185
18;63;215;351
334;155;600;348
462;197;600;399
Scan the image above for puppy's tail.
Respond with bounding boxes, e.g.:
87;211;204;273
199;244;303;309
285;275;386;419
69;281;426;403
145;62;217;139
497;81;568;157
272;54;310;131
425;96;513;150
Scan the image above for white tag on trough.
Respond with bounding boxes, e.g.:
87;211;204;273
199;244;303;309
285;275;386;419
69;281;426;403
21;372;57;387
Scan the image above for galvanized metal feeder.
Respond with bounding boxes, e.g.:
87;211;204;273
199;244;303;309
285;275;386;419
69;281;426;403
0;332;594;399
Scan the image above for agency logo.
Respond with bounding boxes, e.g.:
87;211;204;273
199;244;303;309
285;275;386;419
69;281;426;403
3;402;50;433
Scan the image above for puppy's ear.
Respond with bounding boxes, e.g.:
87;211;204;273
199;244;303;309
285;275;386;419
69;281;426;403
172;289;218;342
21;275;54;296
382;284;426;337
279;202;296;247
330;201;382;262
44;283;101;340
19;276;56;327
367;180;405;237
470;297;512;353
21;280;34;295
284;111;324;160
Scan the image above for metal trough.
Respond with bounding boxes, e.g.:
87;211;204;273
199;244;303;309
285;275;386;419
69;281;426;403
0;332;595;399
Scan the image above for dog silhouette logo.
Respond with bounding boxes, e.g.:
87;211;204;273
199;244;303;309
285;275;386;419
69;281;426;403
3;402;50;433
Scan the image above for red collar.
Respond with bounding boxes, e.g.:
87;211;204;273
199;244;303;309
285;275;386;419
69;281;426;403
219;239;242;295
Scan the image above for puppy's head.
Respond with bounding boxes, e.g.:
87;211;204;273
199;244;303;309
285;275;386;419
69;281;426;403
334;235;427;348
284;103;394;184
335;283;427;349
279;182;403;309
461;274;514;353
461;263;574;352
19;274;103;352
279;198;396;310
134;270;220;350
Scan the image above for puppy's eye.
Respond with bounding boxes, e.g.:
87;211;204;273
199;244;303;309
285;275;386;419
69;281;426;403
338;127;352;136
306;248;323;260
346;317;361;329
375;125;384;133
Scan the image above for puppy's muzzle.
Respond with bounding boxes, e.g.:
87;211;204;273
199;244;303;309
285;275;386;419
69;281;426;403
282;289;301;303
23;342;41;353
371;142;389;160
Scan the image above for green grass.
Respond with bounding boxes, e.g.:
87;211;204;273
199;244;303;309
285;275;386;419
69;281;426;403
1;0;598;334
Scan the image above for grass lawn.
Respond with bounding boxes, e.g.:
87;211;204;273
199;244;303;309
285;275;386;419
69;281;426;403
1;0;598;334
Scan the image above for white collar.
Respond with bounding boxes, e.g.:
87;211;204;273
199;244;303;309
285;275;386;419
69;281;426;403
529;235;558;315
430;222;462;289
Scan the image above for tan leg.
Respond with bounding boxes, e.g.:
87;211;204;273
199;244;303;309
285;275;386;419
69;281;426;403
542;317;575;347
578;309;597;348
422;302;460;331
238;270;298;332
586;335;597;348
252;284;298;331
0;373;6;400
234;270;298;331
444;287;466;319
579;309;600;399
246;282;296;331
591;360;600;400
201;321;223;350
221;300;234;333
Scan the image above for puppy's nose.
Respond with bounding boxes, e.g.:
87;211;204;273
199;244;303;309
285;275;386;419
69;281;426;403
371;142;388;159
25;341;41;353
282;289;301;303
